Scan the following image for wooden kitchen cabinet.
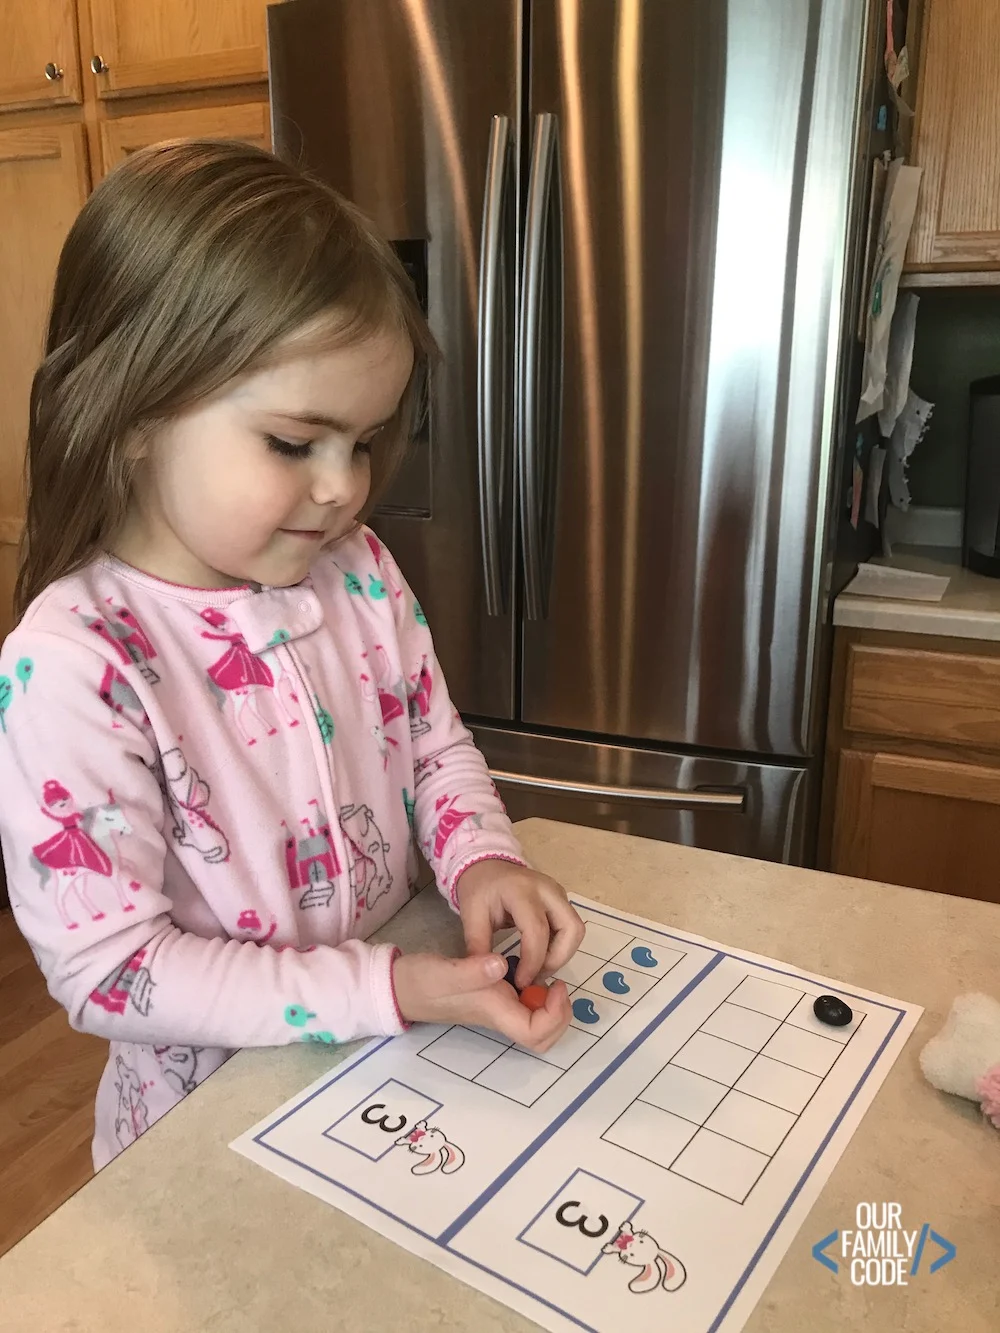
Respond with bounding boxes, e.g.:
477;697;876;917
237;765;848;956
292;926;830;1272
0;0;83;112
0;125;91;643
833;750;1000;903
86;0;272;99
98;100;270;177
823;627;1000;903
907;0;1000;270
0;1;279;635
842;640;1000;746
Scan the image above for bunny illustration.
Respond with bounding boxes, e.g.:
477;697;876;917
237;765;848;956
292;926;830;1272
339;802;392;915
393;1120;465;1176
153;1044;204;1096
601;1221;686;1294
113;1056;148;1149
160;747;230;864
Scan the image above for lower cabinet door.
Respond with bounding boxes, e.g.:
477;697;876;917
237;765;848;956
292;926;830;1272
833;748;1000;902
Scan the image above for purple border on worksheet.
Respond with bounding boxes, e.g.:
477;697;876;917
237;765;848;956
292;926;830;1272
248;899;910;1333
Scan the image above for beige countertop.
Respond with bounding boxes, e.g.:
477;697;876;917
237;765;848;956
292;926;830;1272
2;819;998;1332
834;547;1000;640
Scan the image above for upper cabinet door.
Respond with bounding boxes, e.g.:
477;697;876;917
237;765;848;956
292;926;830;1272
86;0;273;99
0;0;82;112
908;0;1000;270
0;125;90;638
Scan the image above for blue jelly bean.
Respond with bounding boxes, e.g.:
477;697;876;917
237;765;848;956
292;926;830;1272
572;996;600;1024
505;954;521;989
631;946;657;968
602;970;630;995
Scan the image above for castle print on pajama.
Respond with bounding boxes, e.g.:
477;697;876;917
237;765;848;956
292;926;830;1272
98;662;151;731
284;800;342;910
74;599;160;684
428;795;484;862
0;529;525;1169
89;947;156;1017
407;658;433;738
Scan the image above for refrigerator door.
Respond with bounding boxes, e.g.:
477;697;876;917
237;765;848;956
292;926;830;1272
473;727;810;865
267;0;520;718
520;0;867;757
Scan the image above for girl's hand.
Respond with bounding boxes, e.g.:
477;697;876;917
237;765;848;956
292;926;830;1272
454;860;586;989
392;951;571;1052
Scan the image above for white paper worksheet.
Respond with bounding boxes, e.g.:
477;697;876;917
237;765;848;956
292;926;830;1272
231;897;922;1333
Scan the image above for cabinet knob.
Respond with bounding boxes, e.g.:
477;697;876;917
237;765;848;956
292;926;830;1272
90;55;109;74
44;62;64;81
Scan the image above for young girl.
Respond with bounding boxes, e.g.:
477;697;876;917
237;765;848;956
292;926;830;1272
0;139;583;1168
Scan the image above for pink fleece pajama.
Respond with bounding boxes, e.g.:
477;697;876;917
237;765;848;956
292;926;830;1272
0;528;524;1168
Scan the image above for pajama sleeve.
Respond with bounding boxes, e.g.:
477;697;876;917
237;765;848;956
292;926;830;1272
0;628;404;1048
373;537;528;902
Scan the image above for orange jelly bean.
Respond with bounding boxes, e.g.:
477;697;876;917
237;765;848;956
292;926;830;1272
519;984;548;1011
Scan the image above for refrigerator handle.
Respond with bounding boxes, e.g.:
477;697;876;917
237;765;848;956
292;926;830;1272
490;769;747;809
518;113;563;621
477;115;513;618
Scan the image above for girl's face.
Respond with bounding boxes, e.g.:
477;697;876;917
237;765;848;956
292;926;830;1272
115;325;414;590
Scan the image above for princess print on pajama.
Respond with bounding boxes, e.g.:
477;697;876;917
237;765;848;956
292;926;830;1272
200;607;301;745
365;532;404;601
30;780;139;929
360;643;406;768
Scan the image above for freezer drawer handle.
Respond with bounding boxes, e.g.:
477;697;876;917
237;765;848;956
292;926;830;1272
477;114;514;616
518;112;563;621
490;770;745;809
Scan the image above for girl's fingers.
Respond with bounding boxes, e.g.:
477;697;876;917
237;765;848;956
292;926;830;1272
473;978;571;1050
526;979;572;1050
516;979;570;1051
540;891;586;974
459;891;495;958
473;984;533;1042
512;903;550;988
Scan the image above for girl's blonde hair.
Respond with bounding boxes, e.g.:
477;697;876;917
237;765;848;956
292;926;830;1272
15;138;435;620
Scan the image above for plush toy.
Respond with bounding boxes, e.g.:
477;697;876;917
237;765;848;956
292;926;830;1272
920;993;1000;1129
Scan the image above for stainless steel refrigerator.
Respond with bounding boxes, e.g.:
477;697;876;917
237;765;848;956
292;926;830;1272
268;0;877;866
